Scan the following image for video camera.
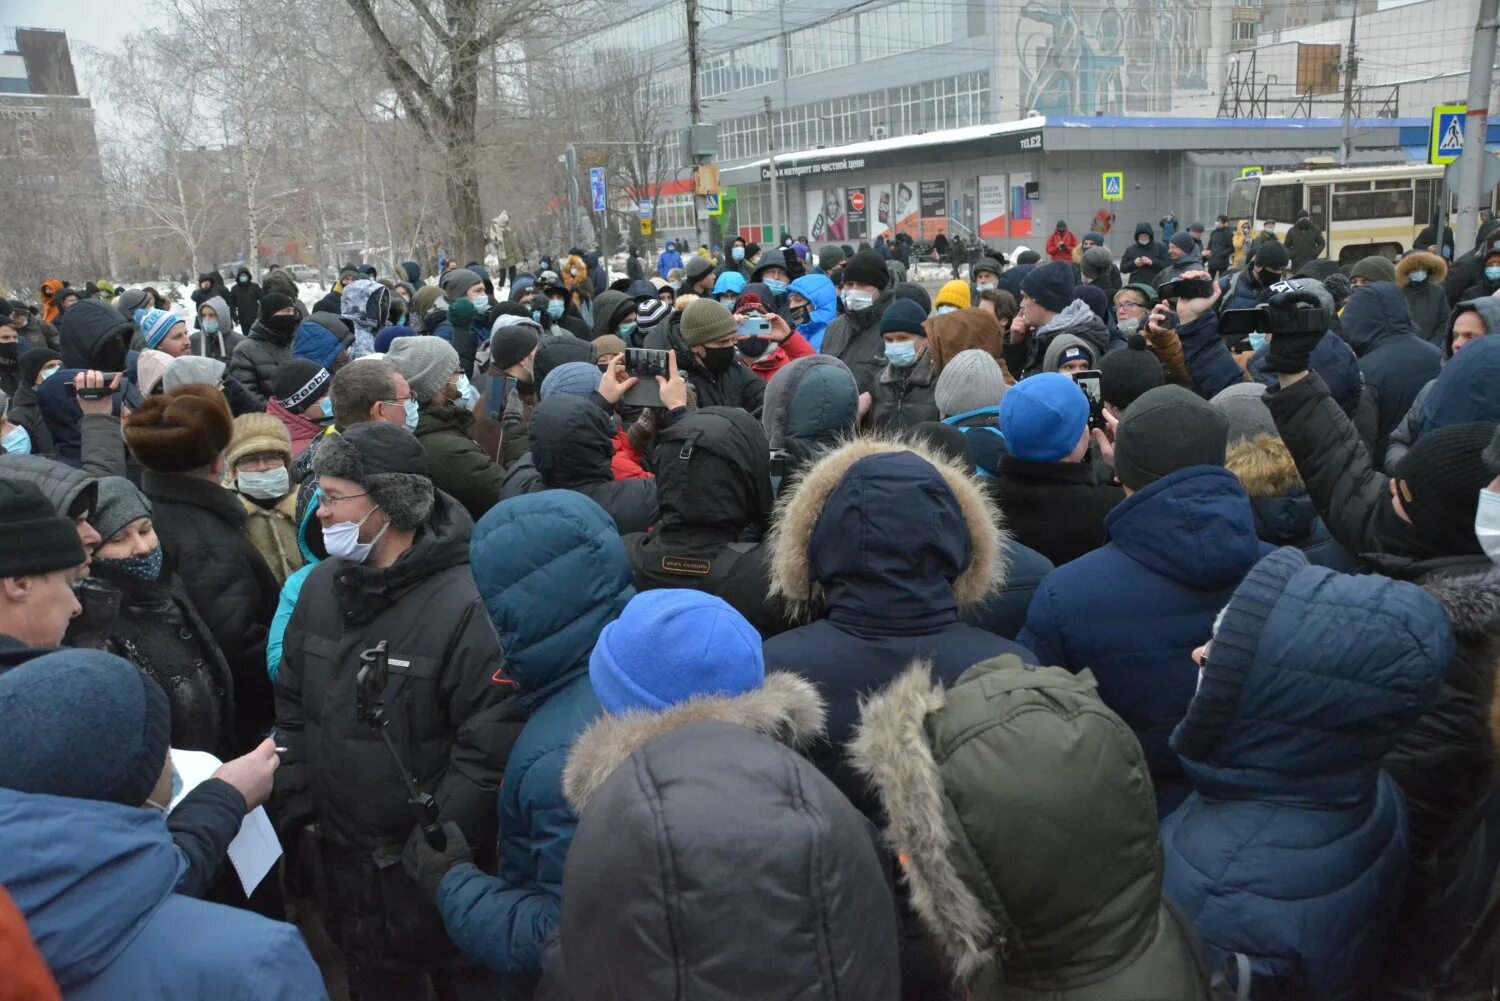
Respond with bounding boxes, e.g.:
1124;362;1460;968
1219;280;1327;339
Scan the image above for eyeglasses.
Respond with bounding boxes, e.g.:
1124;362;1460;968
320;490;369;507
1115;300;1146;313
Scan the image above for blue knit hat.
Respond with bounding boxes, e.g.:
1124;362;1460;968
589;590;764;714
879;298;929;337
1171;547;1308;762
998;372;1088;462
1020;260;1076;313
374;324;417;354
541;361;603;400
138;308;184;350
0;649;172;806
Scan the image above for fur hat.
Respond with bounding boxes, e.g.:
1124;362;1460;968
313;421;433;530
226;413;291;470
123;385;234;473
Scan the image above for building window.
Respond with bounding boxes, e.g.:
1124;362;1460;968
1232;20;1258;43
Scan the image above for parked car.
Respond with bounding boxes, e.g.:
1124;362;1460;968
286;265;319;282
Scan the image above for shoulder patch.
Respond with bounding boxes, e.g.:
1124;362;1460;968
661;555;712;576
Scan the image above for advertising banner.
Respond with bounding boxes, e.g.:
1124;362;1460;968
919;180;948;240
893;181;919;239
806;187;847;241
845;188;868;241
1009;171;1034;238
978;174;1007;240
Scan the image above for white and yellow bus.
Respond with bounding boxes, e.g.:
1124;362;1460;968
1225;162;1500;265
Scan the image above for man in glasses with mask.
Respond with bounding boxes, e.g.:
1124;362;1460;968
275;420;513;1000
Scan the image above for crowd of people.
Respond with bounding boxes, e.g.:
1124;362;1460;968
2;209;1500;1001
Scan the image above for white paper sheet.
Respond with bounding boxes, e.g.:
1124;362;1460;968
169;748;283;895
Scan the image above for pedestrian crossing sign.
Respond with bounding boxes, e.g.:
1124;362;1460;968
1430;104;1467;165
705;193;723;216
1102;172;1124;201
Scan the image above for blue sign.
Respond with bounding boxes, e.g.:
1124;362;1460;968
638;199;653;219
590;167;606;212
704;193;721;215
1431;104;1467;165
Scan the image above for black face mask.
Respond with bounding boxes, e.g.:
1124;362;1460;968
701;345;737;373
790;305;811;326
1254;268;1281;288
737;336;770;359
0;342;17;364
263;313;299;339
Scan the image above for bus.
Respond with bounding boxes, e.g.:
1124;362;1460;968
1225;162;1500;265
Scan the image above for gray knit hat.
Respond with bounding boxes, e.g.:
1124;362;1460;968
439;268;483;303
934;349;1007;418
163;355;226;393
1210;382;1278;444
680;298;738;347
1350;255;1397;285
388;336;460;404
1080;246;1114;281
92;476;153;544
313;421;434;531
683;256;715;285
1113;385;1230;491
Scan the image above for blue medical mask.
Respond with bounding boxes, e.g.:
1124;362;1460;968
469;293;489;313
1407;269;1428;283
404;398;420;430
1247;331;1269;353
2;424;32;455
547;300;565;319
619;322;637;337
454;375;479;411
843;289;875;312
38;364;61;383
731;247;745;261
320;396;335;420
936;305;958;315
975;281;997;293
764;279;787;297
884;340;919;367
203;319;220;334
531;310;542;323
1486;266;1500;282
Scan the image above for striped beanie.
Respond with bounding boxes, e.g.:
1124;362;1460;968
138;309;184;350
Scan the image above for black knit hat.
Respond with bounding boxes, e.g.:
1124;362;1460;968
1113;385;1229;491
271;359;332;411
1172;546;1309;761
489;321;541;371
259;291;296;316
879;299;928;337
1170;232;1197;253
1253;241;1290;269
841;250;890;290
1099;335;1165;410
1020;260;1075;313
0;479;87;577
1394;423;1496;555
17;348;61;388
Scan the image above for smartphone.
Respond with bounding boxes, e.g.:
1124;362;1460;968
624;348;670;379
1071;370;1106;431
737;317;771;338
1157;277;1215;300
65;373;120;400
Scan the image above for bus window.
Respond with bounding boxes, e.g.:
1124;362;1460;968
1414;178;1434;223
1258;183;1298;225
1226;177;1258;221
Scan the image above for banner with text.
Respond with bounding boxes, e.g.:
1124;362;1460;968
919;180;948;240
978;174;1007;240
1009;171;1034;239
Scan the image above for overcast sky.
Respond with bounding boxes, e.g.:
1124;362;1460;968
7;0;168;127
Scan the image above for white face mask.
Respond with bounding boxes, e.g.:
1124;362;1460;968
842;289;875;312
404;397;420;430
975;281;997;293
1116;317;1141;336
322;505;388;564
453;375;479;411
237;466;289;500
1476;489;1500;565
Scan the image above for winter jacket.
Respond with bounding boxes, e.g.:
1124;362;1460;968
1163;557;1452;998
548;709;899;1001
744;331;815;383
1020;466;1269;814
655;245;683;275
189;295;245;362
190;272;229;316
266;492;322;681
227;269;260;332
273;491;518;965
852;658;1212;1000
1022;299;1109;378
1385;296;1500;469
1284;219;1326;271
435;491;632;984
412;398;506;523
1245;485;1359;571
0;790;328;1001
622;408;789;638
1215;267;1275;315
590;290;635;341
1120;223;1169;279
1398;252;1450;347
66;565;235;757
1151;247;1205;290
990;455;1124;567
868;349;940;432
1046;229;1079;262
659;312;766;417
238;489;303;586
1263;371;1495;865
142;471;278;754
1340;281;1443;466
1206;225;1236;273
788;273;837;352
311;287;342;317
1444;219;1500;305
502;394;657;534
227;317;297;407
265;398;323;457
58;299;132;371
761;437;1033;822
15;310;61;354
821;286;895;394
958;537;1053;641
761;354;860;496
293;311;353;371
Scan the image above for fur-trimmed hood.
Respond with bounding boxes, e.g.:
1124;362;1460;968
1421;566;1500;753
850;657;1207;996
1398;251;1448;287
766;434;1006;623
562;671;826;811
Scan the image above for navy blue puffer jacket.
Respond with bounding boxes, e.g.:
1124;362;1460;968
1019;466;1269;814
1163;548;1453;999
1340;282;1442;465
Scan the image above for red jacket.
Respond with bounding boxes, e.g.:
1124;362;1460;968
612;428;652;480
266;399;324;457
1046;230;1079;262
747;331;816;382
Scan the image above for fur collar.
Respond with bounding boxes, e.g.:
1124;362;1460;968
562;672;826;811
1422;566;1500;637
848;661;1005;985
765;433;1006;620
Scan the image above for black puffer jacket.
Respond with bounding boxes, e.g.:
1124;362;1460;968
1340;282;1443;467
622;408;791;637
504;394;657;534
227;268;260;332
66;566;235;758
656;313;766;417
991;456;1124;566
545;721;900;1001
140;471;278;754
274;491;519;963
227;317;297;406
820;287;894;394
190;272;229;316
58;299;133;371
